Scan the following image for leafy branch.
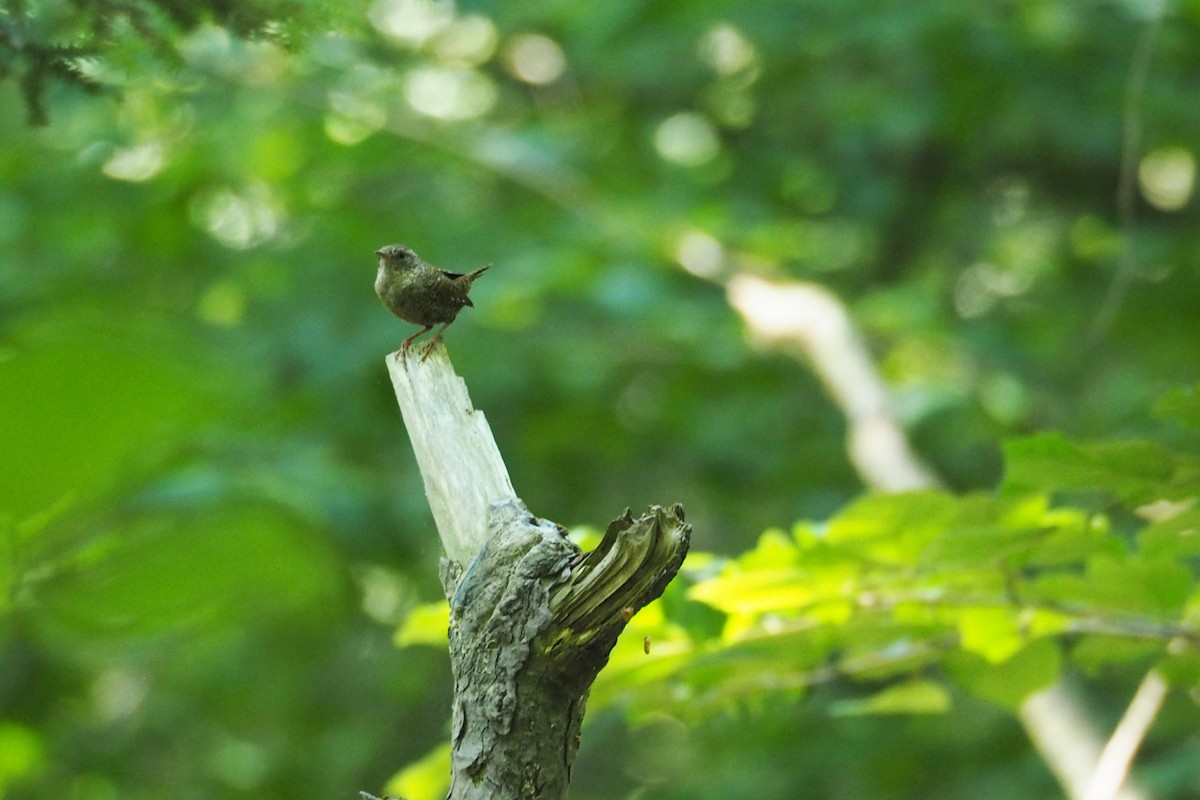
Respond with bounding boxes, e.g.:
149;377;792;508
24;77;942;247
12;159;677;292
0;0;336;124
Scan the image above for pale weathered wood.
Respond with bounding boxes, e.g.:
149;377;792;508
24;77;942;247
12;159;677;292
385;344;517;564
383;342;690;800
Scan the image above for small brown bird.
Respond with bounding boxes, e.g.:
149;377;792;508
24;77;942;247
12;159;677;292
374;244;490;361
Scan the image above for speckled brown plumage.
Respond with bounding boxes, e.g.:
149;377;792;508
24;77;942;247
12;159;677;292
374;244;490;361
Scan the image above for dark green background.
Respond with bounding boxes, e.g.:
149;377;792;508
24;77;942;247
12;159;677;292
2;1;1199;798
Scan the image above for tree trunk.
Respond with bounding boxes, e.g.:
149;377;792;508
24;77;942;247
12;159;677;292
385;346;690;800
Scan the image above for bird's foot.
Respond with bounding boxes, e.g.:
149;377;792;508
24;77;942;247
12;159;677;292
419;336;443;362
398;326;433;361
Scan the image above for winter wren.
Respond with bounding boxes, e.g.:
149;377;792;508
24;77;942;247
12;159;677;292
374;244;490;361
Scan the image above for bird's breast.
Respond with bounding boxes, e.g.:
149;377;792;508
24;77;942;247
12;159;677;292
374;264;388;297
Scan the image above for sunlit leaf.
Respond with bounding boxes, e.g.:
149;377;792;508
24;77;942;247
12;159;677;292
957;607;1025;663
825;491;958;564
734;528;801;569
395;600;450;647
688;566;816;615
921;496;1046;568
386;741;451;800
0;722;45;791
1023;608;1073;639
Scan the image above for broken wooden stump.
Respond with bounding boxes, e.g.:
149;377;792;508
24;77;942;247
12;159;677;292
385;345;690;800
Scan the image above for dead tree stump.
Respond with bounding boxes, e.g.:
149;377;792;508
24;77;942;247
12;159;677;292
385;345;690;800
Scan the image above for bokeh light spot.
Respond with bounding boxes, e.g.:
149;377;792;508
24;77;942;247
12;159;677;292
192;184;282;249
359;566;407;624
954;263;999;318
674;229;725;278
954;257;1037;319
92;669;148;722
698;23;758;76
1138;146;1195;211
101;142;165;182
325;91;387;145
404;66;497;120
431;14;498;66
655;112;720;167
368;0;454;46
504;33;567;85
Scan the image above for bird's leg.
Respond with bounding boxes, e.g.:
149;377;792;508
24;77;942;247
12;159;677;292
419;321;454;362
400;325;433;358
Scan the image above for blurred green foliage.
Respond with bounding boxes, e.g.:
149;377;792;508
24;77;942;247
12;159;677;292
2;0;1200;798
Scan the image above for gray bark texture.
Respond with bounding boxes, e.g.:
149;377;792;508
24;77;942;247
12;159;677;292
386;346;691;800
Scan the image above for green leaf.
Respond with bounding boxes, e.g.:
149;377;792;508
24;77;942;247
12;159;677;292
1002;433;1175;504
395;600;450;647
957;607;1025;663
1024;608;1074;639
660;571;727;642
1137;506;1200;560
689;529;858;615
1069;636;1162;673
825;491;959;564
945;638;1062;708
1025;555;1192;615
829;679;952;716
1154;383;1200;429
735;528;801;569
386;740;451;800
921;493;1048;568
1019;510;1123;566
688;565;818;615
1155;650;1200;689
0;722;45;792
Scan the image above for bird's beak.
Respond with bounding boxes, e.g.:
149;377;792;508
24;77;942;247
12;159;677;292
374;249;384;256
